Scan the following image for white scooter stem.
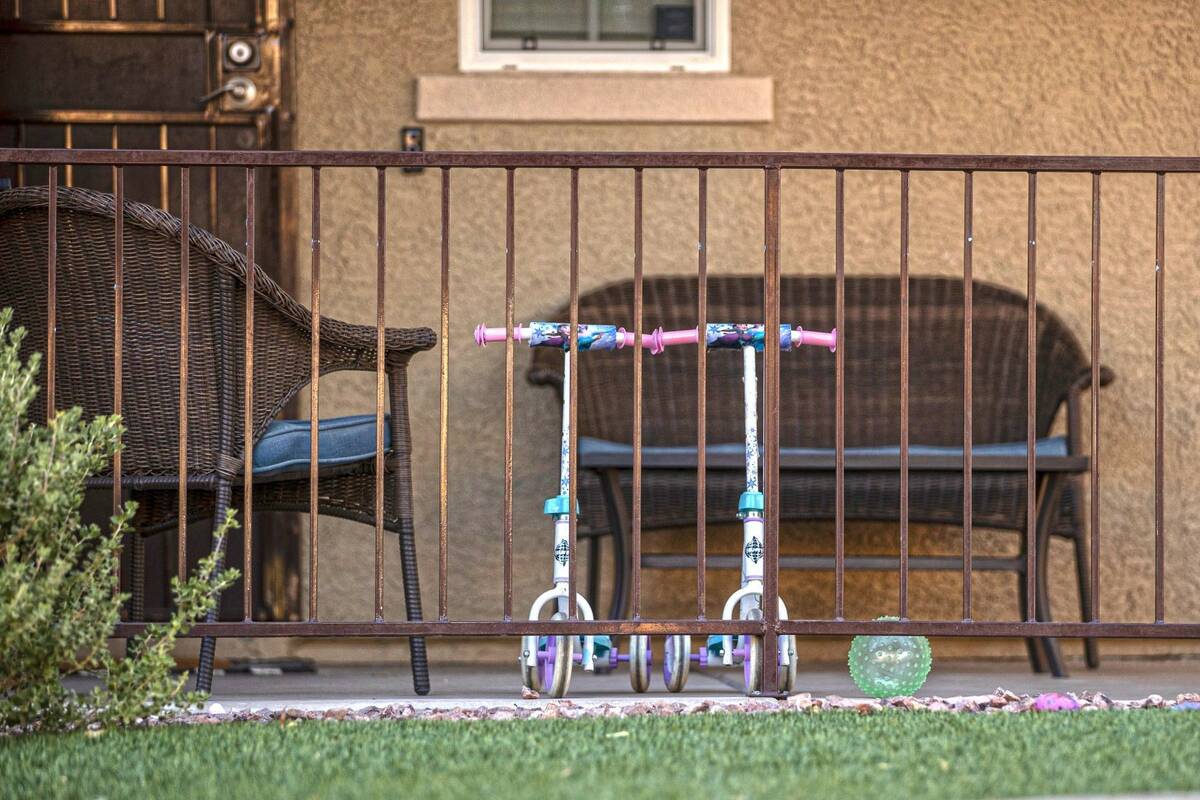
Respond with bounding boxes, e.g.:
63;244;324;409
549;350;594;668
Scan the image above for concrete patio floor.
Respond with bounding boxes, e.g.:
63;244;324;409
197;657;1199;713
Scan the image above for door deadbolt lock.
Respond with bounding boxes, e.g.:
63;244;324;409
225;38;258;69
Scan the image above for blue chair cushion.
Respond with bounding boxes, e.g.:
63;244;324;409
253;414;391;478
578;435;1068;462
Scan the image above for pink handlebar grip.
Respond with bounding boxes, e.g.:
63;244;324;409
658;328;701;348
793;327;838;352
474;324;527;346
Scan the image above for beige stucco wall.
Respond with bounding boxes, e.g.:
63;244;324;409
219;0;1200;667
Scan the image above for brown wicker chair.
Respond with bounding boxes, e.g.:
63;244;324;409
530;275;1113;677
0;186;436;695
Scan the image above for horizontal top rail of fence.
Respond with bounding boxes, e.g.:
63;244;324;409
5;147;1200;172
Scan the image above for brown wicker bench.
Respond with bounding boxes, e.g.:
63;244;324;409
530;275;1112;677
0;186;436;694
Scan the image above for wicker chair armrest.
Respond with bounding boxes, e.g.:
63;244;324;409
316;317;436;371
1070;364;1116;393
1065;363;1115;454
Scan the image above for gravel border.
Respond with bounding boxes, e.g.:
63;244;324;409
152;689;1200;726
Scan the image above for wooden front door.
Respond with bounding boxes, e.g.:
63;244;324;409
1;0;301;625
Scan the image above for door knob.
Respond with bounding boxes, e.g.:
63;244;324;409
197;77;258;108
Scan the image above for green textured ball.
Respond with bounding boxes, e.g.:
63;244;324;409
848;617;932;698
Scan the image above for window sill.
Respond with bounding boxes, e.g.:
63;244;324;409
414;74;773;124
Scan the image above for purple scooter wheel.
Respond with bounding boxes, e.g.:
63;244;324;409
742;609;763;695
663;634;691;692
538;612;573;697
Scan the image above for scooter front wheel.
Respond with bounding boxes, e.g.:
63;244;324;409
520;655;542;694
541;612;574;698
664;634;691;693
742;608;763;695
779;634;797;694
628;634;651;693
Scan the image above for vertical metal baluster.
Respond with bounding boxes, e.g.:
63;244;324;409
178;167;190;580
47;166;57;419
696;167;708;619
113;166;124;601
375;167;387;623
834;168;845;620
1025;172;1037;622
16;123;25;187
899;170;910;619
1154;172;1165;623
1090;172;1101;624
63;124;73;188
503;168;516;621
208;126;218;232
567;168;580;620
439;166;451;622
242;167;255;622
110;126;119;192
109;0;117;19
761;166;781;693
308;167;321;621
962;171;974;621
632;168;644;620
159;125;169;211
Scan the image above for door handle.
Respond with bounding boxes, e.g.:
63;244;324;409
197;77;258;107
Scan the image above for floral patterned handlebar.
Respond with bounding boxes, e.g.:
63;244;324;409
474;322;666;353
657;323;837;352
474;322;836;353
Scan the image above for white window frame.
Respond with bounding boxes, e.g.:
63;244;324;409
458;0;730;73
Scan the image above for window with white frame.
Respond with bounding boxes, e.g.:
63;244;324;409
459;0;730;72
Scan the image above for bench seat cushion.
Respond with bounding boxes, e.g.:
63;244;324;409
578;436;1069;462
575;436;1077;536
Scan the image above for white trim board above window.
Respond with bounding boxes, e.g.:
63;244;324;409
459;0;731;72
415;74;772;123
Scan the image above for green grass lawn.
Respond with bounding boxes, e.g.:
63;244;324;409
3;711;1198;800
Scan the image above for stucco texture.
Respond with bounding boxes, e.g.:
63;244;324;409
220;0;1200;666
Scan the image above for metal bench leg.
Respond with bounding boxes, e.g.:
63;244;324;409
1034;475;1067;678
586;533;602;616
1074;530;1100;668
1017;559;1048;674
397;520;431;696
1063;473;1100;669
195;479;232;694
598;469;631;621
124;531;145;659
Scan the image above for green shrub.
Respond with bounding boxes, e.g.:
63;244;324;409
0;308;238;731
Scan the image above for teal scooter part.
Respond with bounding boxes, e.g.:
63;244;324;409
537;633;613;663
591;634;613;658
707;634;742;658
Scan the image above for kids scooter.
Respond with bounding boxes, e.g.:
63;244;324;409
474;321;663;697
652;322;836;695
